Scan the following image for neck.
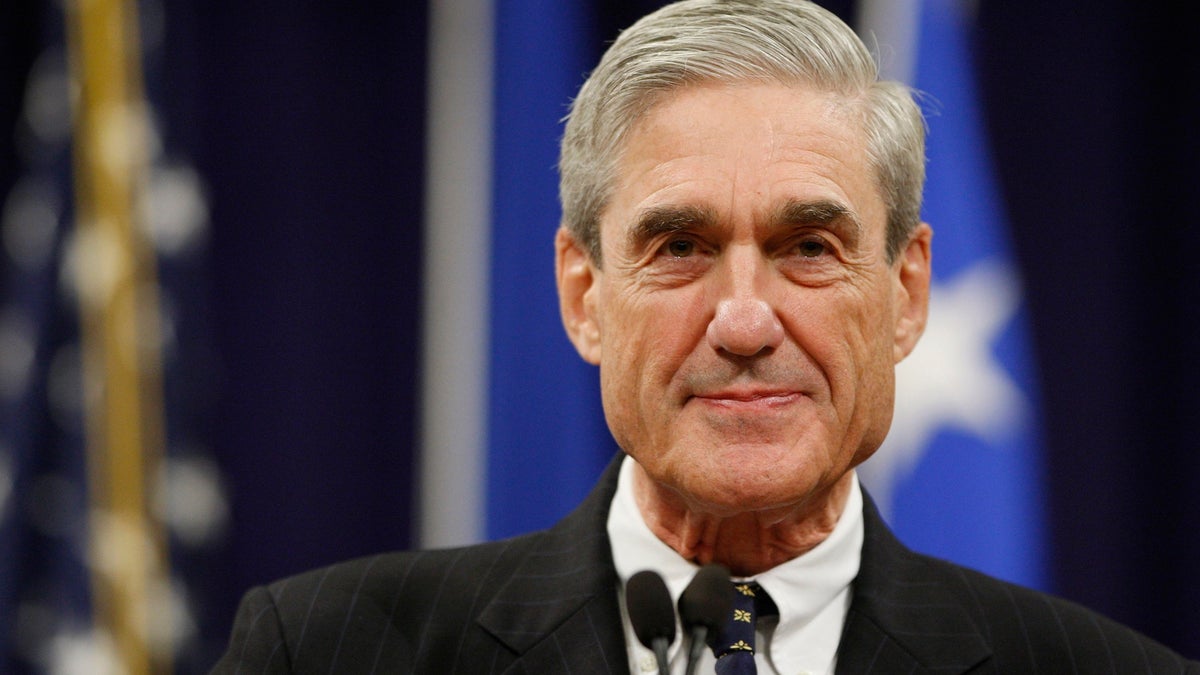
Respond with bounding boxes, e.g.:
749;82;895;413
631;463;854;577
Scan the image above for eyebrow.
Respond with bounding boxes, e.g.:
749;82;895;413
776;199;862;237
626;204;718;251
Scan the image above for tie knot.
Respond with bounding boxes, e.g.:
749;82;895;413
708;581;776;673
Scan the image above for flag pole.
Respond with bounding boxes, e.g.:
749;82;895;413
65;0;171;671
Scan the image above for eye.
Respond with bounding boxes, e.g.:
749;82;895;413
796;238;828;258
665;238;695;258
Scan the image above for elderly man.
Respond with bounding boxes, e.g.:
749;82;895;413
212;1;1199;673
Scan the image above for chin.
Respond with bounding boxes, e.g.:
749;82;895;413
678;461;818;516
635;434;835;513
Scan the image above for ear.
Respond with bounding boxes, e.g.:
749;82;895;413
555;227;602;364
892;223;933;363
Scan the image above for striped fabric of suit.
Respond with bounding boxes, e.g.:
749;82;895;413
837;497;1200;674
210;458;628;674
211;455;1200;674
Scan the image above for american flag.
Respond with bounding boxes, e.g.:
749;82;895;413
1;0;228;672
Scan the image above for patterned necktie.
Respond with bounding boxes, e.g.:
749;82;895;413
708;581;777;675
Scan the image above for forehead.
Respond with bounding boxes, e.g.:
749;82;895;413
603;82;886;244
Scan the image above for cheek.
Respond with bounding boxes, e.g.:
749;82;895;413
604;285;707;367
596;293;660;411
784;285;893;396
830;286;900;435
598;289;708;430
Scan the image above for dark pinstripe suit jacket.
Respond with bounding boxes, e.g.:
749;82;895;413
211;456;1200;674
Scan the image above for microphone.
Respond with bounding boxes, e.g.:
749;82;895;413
626;570;676;675
678;563;733;675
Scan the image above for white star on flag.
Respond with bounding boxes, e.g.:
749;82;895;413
861;258;1030;516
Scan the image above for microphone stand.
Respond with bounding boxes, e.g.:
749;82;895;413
683;625;708;675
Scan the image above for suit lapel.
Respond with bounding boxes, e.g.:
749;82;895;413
478;455;630;675
836;492;991;674
473;459;993;674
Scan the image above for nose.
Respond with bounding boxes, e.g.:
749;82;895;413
705;257;784;357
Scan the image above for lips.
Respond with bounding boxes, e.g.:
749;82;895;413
681;361;816;410
692;390;802;406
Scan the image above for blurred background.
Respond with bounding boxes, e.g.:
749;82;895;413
1;0;1197;672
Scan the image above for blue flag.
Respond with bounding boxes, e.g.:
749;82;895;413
485;0;619;540
857;0;1048;589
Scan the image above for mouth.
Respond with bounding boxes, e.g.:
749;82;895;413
691;390;803;408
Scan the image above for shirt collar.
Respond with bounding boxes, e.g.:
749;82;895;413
608;455;863;675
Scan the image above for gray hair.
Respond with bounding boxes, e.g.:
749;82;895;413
558;0;926;264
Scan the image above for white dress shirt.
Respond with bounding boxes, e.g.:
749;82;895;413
608;455;863;675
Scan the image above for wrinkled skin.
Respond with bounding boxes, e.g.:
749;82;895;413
556;82;932;574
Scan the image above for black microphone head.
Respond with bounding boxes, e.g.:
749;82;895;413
626;570;677;648
678;563;733;631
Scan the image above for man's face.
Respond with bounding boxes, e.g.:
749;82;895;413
557;82;930;515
